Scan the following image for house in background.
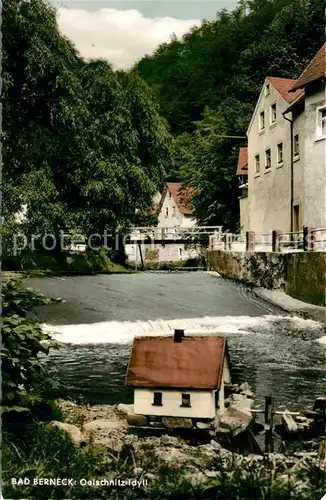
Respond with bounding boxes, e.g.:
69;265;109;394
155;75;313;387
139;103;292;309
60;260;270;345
125;331;231;422
155;182;199;262
126;182;200;263
239;43;326;235
236;147;249;232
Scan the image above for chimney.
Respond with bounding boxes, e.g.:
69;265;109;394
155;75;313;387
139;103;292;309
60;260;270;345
173;329;184;343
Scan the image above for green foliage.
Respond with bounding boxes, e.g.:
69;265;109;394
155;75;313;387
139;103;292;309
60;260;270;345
2;0;173;259
1;278;59;412
136;0;325;230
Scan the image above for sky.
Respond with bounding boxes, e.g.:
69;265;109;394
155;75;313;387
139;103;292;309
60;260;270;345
53;1;239;69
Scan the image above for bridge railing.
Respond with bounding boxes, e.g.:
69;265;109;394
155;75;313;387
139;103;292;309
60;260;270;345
128;226;224;241
209;227;326;253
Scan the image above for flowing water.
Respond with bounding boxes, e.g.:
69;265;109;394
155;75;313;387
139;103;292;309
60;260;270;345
28;272;326;411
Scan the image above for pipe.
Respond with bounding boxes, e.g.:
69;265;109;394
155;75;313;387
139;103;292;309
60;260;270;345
283;110;294;233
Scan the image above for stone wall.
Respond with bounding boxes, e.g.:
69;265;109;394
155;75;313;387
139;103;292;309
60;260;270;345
208;250;326;307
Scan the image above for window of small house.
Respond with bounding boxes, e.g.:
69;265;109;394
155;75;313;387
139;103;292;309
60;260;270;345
265;148;271;169
294;134;299;157
153;392;162;406
255;154;260;173
265;83;270;96
259;111;265;131
165;207;169;217
181;393;191;407
277;143;283;165
270;103;277;124
172;206;176;216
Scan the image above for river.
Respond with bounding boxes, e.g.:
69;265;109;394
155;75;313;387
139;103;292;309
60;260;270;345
28;272;326;411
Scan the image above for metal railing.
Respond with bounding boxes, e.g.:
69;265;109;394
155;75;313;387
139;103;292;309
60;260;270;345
209;227;326;253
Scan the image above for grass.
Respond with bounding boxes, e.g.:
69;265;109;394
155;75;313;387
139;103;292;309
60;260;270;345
2;417;325;500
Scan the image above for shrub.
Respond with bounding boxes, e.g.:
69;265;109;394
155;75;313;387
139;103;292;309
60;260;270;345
1;278;59;414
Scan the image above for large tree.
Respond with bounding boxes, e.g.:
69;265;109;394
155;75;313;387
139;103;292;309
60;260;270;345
2;0;173;259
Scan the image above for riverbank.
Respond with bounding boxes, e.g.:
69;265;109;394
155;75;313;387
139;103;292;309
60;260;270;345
206;271;326;324
3;397;325;500
207;250;326;308
2;249;136;277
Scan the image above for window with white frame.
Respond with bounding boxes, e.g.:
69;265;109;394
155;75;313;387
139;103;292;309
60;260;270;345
172;206;176;216
265;83;270;96
254;154;260;173
265;148;271;169
165;207;169;217
294;134;299;158
316;107;326;138
277;142;283;165
259;111;265;131
270;103;277;124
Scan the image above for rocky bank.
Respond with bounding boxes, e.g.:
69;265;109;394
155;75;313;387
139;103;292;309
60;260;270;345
51;398;326;495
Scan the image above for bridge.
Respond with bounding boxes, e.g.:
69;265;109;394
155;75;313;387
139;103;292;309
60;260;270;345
125;226;223;245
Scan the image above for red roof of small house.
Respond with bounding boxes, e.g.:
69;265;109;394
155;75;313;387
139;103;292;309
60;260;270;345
290;43;326;91
125;335;228;390
165;182;194;215
267;76;304;103
236;147;248;176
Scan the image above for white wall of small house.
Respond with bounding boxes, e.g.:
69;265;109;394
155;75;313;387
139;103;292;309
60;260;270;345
133;358;231;418
133;388;216;418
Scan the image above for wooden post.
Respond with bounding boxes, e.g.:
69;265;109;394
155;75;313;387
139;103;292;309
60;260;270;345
264;396;274;453
223;233;227;251
308;228;315;251
246;231;255;252
138;242;144;268
272;230;280;252
303;226;308;251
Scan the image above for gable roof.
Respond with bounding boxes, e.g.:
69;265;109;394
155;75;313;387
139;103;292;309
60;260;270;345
247;77;304;135
290;43;326;91
236;147;248;176
125;335;228;390
267;76;304;103
164;182;194;215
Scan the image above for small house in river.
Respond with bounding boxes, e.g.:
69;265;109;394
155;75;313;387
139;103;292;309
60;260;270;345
125;330;231;420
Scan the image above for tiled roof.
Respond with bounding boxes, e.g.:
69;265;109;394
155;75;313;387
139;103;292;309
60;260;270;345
267;76;304;103
290;43;326;91
236;147;248;176
125;335;228;389
166;182;194;215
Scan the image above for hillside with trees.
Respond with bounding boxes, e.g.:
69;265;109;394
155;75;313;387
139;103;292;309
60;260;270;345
2;0;172;265
135;0;325;231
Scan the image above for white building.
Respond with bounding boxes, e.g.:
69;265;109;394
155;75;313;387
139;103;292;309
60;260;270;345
239;44;326;235
155;182;199;262
126;182;201;263
287;43;326;230
125;331;231;421
245;76;304;233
